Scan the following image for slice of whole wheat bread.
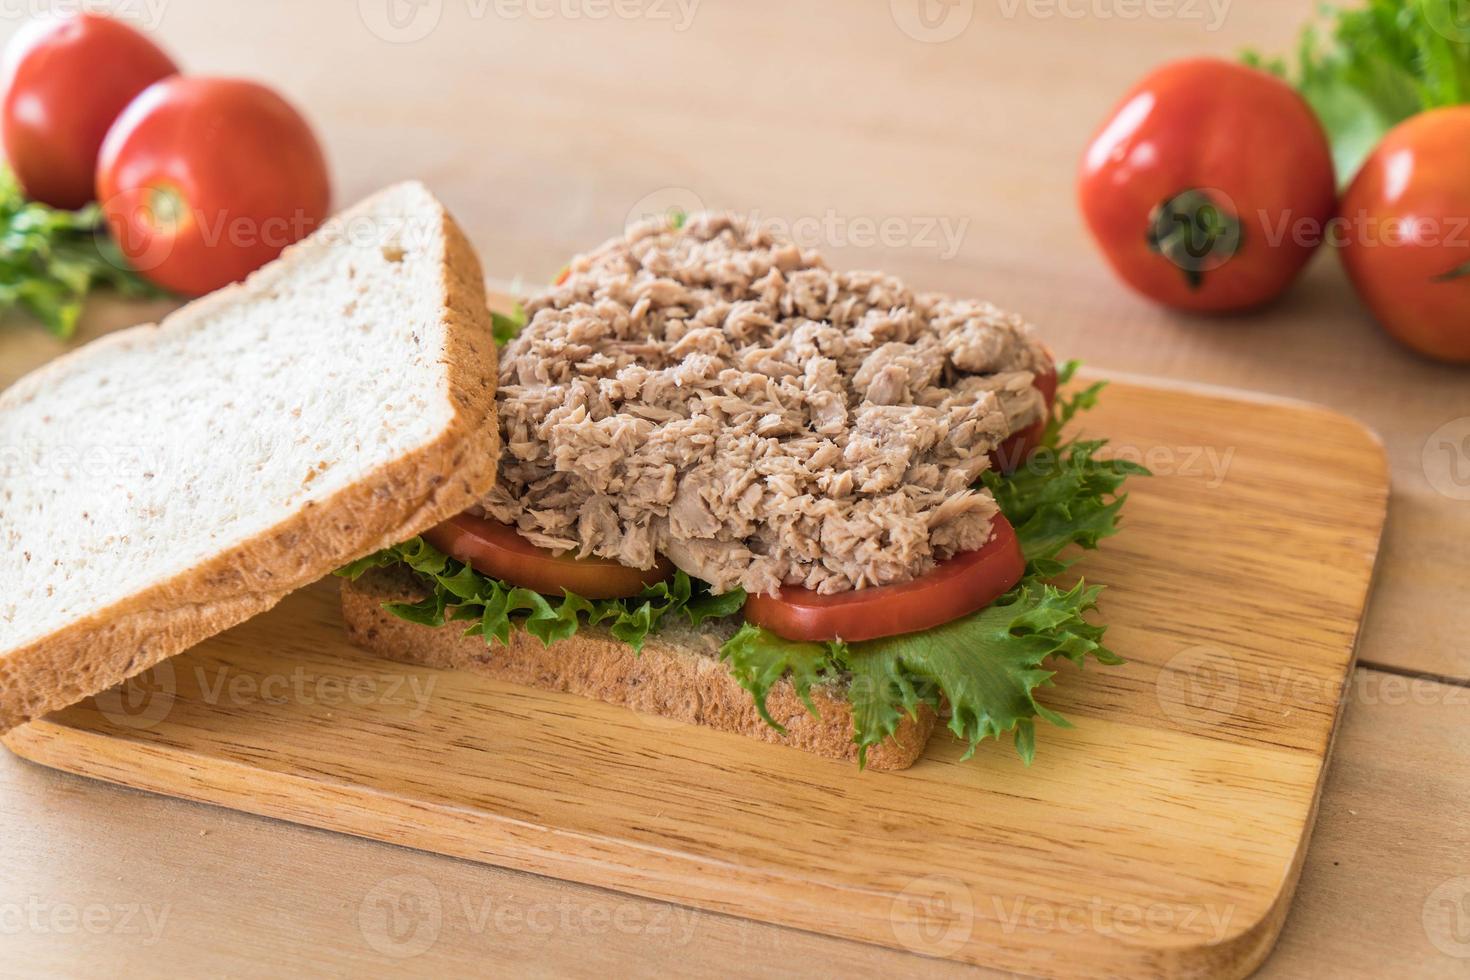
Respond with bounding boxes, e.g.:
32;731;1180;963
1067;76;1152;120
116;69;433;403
340;567;937;770
0;181;499;733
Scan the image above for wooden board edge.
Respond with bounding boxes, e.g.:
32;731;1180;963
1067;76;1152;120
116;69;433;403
0;715;1307;979
0;373;1393;980
1072;365;1386;449
1;719;991;969
1221;515;1386;979
1083;368;1392;505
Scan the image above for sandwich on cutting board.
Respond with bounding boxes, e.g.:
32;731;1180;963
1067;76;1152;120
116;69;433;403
340;213;1139;770
0;198;1138;770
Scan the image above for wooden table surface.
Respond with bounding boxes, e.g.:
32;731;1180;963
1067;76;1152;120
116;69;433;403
2;1;1466;977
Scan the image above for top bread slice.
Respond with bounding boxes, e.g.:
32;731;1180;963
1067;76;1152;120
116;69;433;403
0;181;499;733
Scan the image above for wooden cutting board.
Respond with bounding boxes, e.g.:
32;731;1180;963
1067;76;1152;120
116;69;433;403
2;375;1387;979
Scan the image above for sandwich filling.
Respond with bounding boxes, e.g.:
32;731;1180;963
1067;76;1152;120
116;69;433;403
483;213;1049;596
343;213;1144;766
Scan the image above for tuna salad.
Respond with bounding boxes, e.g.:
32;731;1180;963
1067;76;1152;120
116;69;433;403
481;213;1053;597
340;211;1145;768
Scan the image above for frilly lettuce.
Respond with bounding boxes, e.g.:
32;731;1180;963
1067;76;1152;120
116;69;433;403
720;364;1143;766
345;362;1144;766
337;536;744;653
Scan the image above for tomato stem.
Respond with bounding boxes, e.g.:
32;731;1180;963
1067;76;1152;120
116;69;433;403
1145;189;1243;290
1432;258;1470;283
144;183;189;234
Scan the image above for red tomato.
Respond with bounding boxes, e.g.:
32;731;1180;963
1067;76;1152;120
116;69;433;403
1079;58;1336;313
96;77;331;296
423;513;674;601
1;13;177;209
989;362;1058;474
742;514;1025;643
1339;108;1470;364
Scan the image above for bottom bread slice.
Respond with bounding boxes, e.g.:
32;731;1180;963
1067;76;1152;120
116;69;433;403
339;568;936;770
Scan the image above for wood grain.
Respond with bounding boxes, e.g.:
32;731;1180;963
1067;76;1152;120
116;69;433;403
1261;671;1470;979
3;377;1388;978
0;2;1463;976
3;665;1464;980
4;0;1460;687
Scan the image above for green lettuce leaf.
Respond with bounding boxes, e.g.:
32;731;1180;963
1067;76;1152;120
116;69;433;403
842;580;1121;767
983;439;1148;576
0;167;162;338
720;364;1143;766
343;361;1143;767
716;580;1121;769
336;536;744;654
983;365;1148;575
492;302;528;346
1041;360;1104;449
719;623;841;730
1243;1;1470;185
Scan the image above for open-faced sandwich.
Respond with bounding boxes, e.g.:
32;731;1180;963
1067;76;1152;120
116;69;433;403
339;212;1144;770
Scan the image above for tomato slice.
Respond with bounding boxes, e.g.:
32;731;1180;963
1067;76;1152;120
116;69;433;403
742;515;1025;643
988;363;1058;474
422;513;673;600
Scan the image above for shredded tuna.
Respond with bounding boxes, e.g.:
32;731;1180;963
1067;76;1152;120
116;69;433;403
482;213;1050;596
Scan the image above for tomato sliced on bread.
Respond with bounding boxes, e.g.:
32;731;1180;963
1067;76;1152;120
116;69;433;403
742;514;1026;643
989;363;1059;474
423;513;672;600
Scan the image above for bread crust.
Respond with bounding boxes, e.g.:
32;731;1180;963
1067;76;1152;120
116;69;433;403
0;184;500;733
339;568;936;770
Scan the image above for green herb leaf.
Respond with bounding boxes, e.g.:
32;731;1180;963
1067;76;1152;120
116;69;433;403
843;641;926;769
687;587;748;625
342;359;1143;768
386;590;450;627
335;550;401;582
716;578;1122;768
983;438;1148;571
1244;1;1470;185
492;303;528;346
1041;361;1106;449
339;537;745;654
0;168;163;338
840;580;1117;766
982;363;1149;570
719;623;841;731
